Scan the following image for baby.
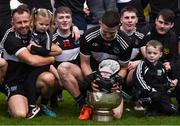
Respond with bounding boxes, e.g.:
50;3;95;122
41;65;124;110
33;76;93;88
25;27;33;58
84;59;123;93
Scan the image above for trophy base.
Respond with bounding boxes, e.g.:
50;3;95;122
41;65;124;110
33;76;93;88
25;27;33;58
92;110;114;122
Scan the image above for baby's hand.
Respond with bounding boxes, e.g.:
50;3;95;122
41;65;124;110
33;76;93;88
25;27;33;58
111;83;120;93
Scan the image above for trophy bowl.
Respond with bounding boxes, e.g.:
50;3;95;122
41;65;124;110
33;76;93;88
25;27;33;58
87;91;122;122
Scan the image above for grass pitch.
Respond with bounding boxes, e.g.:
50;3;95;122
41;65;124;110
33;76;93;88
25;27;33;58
0;91;180;125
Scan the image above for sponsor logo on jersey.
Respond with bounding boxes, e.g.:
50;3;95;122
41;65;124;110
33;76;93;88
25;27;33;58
163;48;170;54
157;69;162;76
92;42;98;47
113;47;120;54
63;40;71;47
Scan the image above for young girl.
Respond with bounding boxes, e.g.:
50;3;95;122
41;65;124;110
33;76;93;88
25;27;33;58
26;8;61;119
30;8;54;55
30;8;60;79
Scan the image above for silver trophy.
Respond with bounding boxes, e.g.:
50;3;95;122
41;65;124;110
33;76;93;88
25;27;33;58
87;91;122;122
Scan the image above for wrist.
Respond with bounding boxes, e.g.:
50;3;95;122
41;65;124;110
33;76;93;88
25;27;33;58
70;23;75;31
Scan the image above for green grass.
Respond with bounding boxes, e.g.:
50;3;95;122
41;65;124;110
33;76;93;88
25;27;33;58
0;91;180;125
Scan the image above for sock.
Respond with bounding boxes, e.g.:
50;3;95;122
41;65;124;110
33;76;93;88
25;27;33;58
74;93;86;108
41;97;49;106
26;66;49;108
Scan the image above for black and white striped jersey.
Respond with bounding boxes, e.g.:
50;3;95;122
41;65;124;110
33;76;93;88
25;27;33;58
52;29;80;62
80;26;133;66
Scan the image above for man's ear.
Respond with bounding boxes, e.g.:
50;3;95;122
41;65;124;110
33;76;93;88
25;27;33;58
11;20;15;29
155;18;158;24
11;19;13;26
99;20;102;26
160;52;163;58
136;17;138;24
170;22;174;28
120;17;122;24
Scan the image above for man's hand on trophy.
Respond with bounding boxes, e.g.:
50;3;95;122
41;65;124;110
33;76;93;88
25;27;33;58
111;83;120;93
91;80;100;92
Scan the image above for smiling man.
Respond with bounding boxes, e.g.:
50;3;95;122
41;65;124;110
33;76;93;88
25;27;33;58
52;6;86;115
141;9;178;65
2;4;56;118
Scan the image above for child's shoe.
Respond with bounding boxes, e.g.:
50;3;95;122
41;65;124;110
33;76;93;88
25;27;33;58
26;105;40;119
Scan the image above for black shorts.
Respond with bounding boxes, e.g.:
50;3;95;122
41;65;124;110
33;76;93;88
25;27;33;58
5;81;27;100
54;58;80;68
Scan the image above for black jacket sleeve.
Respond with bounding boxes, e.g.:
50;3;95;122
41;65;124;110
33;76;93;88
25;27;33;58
31;45;50;56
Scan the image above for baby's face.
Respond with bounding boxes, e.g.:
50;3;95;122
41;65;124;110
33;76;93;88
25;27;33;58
100;72;112;78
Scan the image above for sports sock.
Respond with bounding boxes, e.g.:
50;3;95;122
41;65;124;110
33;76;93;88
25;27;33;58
74;93;86;108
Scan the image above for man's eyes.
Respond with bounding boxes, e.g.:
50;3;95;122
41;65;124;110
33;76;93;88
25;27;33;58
124;16;136;19
59;16;71;19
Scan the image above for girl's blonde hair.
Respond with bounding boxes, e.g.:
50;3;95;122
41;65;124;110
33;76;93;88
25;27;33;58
30;8;55;34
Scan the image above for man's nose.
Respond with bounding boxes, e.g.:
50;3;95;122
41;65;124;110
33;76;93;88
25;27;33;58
21;22;26;27
63;17;67;21
160;23;165;28
128;18;132;22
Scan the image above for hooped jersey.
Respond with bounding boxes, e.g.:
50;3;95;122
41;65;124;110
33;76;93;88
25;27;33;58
52;29;80;62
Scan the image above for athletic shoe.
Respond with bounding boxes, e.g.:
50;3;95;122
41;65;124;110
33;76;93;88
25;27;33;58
26;105;40;119
78;105;92;120
40;104;57;117
134;105;146;111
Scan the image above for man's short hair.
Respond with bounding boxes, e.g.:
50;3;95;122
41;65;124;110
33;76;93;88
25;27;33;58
11;4;30;17
120;6;138;18
101;11;120;27
157;9;175;23
54;6;72;18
